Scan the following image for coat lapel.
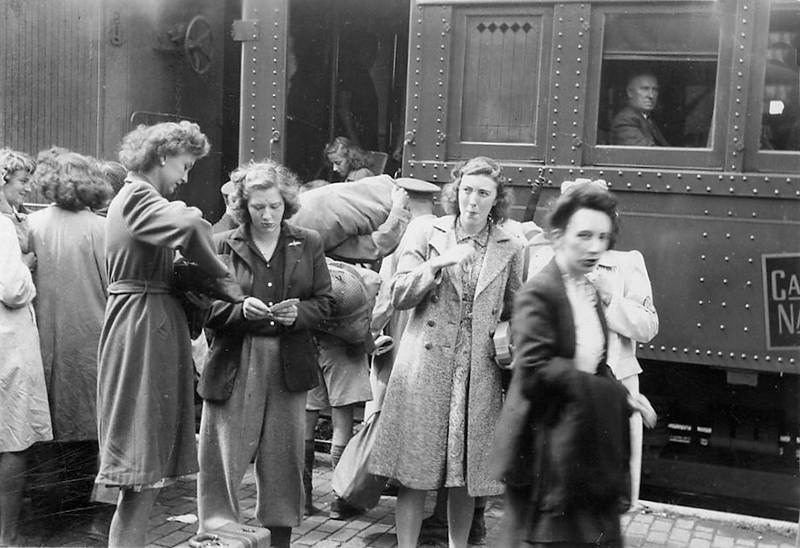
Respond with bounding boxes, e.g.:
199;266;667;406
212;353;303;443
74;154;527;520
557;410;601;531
429;217;462;300
474;226;517;299
282;223;306;299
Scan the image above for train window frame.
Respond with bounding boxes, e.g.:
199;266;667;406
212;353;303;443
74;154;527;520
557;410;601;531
744;1;800;173
445;4;553;162
583;2;732;170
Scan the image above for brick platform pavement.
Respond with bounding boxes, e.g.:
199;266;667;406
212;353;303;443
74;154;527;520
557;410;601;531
28;453;798;548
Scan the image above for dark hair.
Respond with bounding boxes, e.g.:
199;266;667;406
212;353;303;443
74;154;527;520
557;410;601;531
229;159;301;225
441;156;514;224
99;160;128;196
548;183;619;248
324;136;370;172
34;151;112;211
118;121;211;173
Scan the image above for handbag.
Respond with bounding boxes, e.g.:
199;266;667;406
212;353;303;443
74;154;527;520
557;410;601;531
331;412;388;511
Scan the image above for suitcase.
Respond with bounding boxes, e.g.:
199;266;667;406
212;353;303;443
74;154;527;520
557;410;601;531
178;523;271;548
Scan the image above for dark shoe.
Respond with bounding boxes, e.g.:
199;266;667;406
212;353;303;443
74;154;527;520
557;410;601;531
419;514;448;543
468;508;487;546
329;496;363;520
381;482;399;497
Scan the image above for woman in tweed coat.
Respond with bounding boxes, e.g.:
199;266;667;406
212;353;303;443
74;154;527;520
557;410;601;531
370;157;524;548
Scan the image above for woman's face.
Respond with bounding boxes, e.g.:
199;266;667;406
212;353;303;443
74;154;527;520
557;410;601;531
458;174;498;226
248;186;285;237
154;152;196;196
3;169;33;207
328;150;350;176
553;207;612;276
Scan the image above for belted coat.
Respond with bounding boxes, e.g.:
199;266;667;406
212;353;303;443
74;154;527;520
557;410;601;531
369;215;524;496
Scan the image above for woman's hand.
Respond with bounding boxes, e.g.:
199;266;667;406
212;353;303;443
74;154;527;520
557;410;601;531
242;296;271;321
270;298;299;326
432;243;476;271
391;185;410;210
585;267;614;306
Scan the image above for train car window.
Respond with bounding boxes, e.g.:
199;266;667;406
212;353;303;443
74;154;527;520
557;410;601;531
585;4;729;169
746;2;800;173
445;6;553;162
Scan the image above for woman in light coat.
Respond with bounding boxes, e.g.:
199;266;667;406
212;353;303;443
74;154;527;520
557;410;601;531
0;215;52;546
369;157;524;548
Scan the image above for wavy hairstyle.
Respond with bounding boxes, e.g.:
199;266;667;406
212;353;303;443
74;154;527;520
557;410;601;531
441;156;514;224
0;148;36;184
324;136;371;173
34;151;112;211
548;181;620;249
118;121;210;173
229;159;301;225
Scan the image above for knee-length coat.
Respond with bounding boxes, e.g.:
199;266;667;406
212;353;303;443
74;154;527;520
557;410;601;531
28;207;107;442
369;215;524;496
96;175;227;486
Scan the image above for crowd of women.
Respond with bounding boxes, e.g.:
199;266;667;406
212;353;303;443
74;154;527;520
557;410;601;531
0;120;658;548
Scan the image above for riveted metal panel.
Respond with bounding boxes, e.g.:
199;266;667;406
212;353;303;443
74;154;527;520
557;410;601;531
239;0;289;164
546;2;589;168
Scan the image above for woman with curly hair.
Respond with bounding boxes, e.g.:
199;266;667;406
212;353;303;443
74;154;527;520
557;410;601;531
96;121;229;547
0;148;37;269
27;150;112;511
196;159;334;548
325;136;374;182
369;156;524;548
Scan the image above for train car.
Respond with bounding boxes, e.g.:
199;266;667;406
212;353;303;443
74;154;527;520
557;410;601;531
4;0;798;520
397;0;800;517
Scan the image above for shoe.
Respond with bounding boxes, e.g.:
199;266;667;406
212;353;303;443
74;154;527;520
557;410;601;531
381;483;399;497
329;496;363;520
419;514;448;543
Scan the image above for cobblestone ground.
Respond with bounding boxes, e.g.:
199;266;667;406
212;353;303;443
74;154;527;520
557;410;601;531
23;455;799;548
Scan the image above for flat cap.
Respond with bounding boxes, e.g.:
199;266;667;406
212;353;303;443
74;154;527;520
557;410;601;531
220;180;235;195
395;177;440;194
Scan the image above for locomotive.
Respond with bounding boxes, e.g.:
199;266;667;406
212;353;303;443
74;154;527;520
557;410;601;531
2;0;798;517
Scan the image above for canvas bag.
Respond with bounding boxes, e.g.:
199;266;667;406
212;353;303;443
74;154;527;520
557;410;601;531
331;412;388;510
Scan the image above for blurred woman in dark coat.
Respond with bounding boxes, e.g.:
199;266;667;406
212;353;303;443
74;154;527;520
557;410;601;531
197;160;334;548
494;183;633;548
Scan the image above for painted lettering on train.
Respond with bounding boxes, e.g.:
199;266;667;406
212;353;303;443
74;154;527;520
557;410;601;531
763;254;800;349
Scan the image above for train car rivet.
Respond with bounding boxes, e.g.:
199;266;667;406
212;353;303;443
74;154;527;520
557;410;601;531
745;304;750;309
684;348;689;353
707;350;712;355
744;328;749;332
677;173;682;179
729;352;734;357
724;256;730;262
730;188;735;193
722;301;727;306
791;358;795;364
672;347;677;352
778;357;782;362
666;185;671;190
726;233;731;238
720;325;725;330
660;346;666;351
700;277;705;282
702;232;707;237
686;186;691;192
701;255;706;260
746;281;752;286
706;187;712;192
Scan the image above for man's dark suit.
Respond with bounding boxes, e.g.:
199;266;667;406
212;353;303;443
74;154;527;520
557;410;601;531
610;106;670;146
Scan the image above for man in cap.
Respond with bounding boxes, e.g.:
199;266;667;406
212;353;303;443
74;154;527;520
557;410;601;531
211;180;240;234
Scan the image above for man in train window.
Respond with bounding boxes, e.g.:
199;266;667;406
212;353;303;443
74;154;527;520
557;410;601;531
611;72;671;147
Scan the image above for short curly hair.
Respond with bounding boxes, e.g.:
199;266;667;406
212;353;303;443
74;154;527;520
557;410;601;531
229;159;301;226
324;136;370;172
34;151;112;212
548;182;619;249
0;148;36;184
118;121;211;173
441;156;514;224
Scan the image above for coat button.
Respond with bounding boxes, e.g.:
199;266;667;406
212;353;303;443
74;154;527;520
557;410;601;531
431;295;439;303
491;308;498;315
427;319;436;327
424;342;433;350
489;329;495;337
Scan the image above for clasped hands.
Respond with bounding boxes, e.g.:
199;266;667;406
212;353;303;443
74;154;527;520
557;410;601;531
242;296;299;326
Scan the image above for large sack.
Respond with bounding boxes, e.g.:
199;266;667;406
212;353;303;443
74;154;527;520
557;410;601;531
291;175;395;251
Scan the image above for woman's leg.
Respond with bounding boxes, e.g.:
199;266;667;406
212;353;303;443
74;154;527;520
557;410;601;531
107;487;160;548
0;451;27;546
330;405;355;465
395;486;427;548
447;486;475;548
621;374;643;507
